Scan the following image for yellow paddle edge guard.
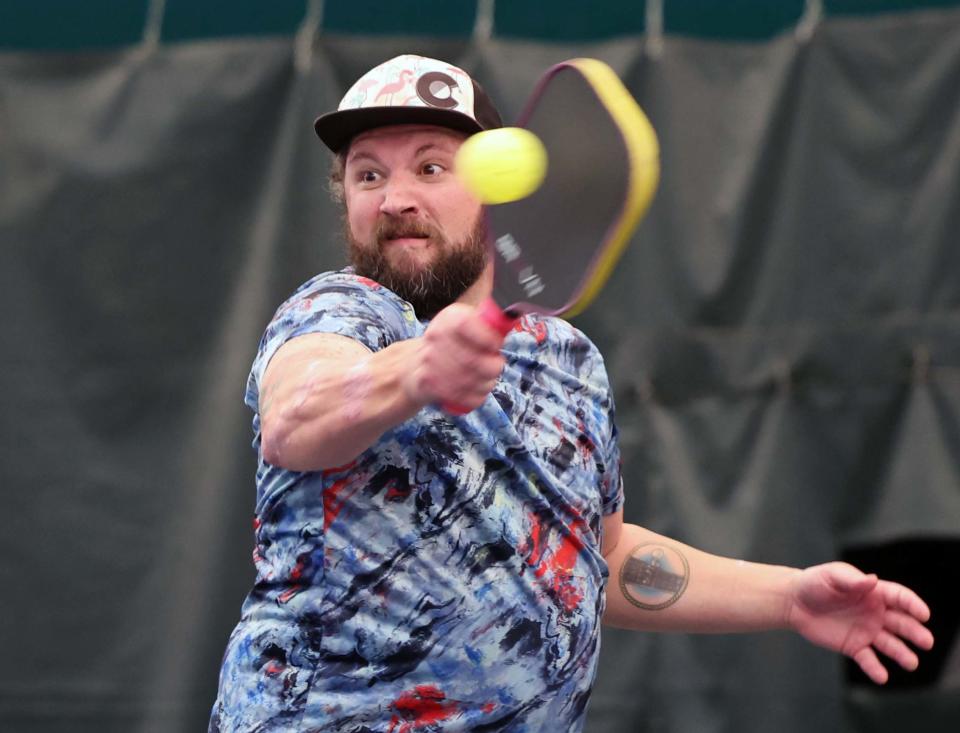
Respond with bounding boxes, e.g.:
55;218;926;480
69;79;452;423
562;58;660;318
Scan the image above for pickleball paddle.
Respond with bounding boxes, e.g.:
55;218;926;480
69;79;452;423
445;58;660;414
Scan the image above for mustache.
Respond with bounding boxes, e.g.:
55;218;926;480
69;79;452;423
375;217;443;245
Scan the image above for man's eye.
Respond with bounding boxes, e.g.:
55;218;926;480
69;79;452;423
421;163;445;176
358;170;382;184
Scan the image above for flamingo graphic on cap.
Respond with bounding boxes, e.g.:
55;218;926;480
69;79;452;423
374;69;415;106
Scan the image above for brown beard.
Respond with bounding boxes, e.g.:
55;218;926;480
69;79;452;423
345;213;488;319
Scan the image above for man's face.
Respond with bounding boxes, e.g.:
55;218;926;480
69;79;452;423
342;125;488;318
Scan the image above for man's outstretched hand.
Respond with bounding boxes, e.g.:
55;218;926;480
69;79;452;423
786;562;934;684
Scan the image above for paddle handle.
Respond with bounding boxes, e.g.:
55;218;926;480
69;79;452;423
477;297;518;338
441;297;517;415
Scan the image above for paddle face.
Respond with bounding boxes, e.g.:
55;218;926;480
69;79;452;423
483;59;660;319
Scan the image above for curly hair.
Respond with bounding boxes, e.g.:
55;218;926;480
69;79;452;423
327;151;347;205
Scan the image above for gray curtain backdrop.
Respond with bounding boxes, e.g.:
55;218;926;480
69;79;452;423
2;7;959;733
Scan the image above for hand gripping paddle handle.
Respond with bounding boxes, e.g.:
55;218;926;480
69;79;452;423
441;297;517;415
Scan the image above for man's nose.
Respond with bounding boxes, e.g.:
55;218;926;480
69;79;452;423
379;176;419;217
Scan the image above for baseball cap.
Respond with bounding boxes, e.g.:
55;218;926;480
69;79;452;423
314;54;503;153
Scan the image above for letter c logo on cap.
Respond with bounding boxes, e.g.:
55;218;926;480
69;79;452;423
416;72;459;110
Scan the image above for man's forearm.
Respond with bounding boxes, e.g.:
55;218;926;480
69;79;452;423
602;522;801;633
261;337;427;472
259;303;506;472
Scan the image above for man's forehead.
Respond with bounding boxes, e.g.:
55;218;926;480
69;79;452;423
347;124;467;156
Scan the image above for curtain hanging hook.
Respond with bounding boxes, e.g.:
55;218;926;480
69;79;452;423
141;0;166;56
645;0;664;60
295;0;325;74
796;0;823;43
473;0;495;43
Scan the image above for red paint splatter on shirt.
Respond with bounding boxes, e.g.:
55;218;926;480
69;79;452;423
387;685;460;732
517;317;548;345
352;275;382;290
277;584;304;604
264;661;284;676
324;476;363;531
522;514;586;612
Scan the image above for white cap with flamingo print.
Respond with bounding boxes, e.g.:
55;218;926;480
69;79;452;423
314;54;503;153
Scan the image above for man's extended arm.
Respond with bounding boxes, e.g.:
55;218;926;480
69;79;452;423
601;511;934;684
259;303;504;472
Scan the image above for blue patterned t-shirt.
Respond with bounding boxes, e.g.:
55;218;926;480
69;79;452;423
211;270;623;733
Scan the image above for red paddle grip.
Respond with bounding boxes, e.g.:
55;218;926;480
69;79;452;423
477;296;518;337
442;297;518;415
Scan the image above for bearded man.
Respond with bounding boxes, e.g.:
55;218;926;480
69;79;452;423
210;55;933;733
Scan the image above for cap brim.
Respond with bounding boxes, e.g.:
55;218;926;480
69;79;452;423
314;107;485;153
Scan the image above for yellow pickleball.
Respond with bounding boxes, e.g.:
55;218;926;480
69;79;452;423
455;127;548;204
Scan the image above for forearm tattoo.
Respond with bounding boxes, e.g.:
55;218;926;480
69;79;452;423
619;543;689;610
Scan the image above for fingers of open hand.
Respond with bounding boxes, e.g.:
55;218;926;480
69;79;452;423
884;608;935;651
852;607;935;685
880;580;932;624
873;629;919;672
852;646;889;685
